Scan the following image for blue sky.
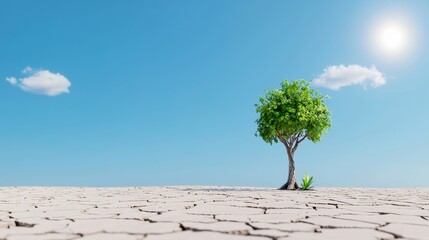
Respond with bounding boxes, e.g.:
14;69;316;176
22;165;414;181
1;0;428;187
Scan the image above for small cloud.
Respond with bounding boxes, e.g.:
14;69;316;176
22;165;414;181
6;67;71;96
6;77;17;85
313;64;386;90
22;66;32;74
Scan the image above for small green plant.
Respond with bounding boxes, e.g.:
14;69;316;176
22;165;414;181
300;173;314;190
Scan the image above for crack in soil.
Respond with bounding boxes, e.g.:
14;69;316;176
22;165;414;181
14;221;35;228
375;223;402;239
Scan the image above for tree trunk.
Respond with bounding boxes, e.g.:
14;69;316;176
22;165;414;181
279;147;299;190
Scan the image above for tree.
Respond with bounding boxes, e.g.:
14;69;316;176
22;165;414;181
255;80;331;190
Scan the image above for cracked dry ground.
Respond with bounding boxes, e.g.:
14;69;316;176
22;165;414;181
0;187;429;240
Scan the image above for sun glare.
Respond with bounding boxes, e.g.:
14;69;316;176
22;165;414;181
372;17;413;57
378;24;406;51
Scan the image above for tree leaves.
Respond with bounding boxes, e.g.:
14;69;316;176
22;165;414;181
255;80;331;149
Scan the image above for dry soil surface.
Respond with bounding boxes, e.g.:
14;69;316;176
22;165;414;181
0;186;428;240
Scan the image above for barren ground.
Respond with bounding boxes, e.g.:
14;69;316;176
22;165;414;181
0;186;428;240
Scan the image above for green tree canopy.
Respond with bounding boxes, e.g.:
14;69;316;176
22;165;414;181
256;79;331;146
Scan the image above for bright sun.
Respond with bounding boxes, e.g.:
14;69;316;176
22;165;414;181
374;20;411;56
379;25;406;51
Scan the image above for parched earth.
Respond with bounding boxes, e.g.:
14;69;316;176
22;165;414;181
0;187;428;240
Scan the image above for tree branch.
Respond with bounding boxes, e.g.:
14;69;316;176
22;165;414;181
287;138;293;149
289;133;298;146
292;134;307;152
277;135;290;149
287;136;294;148
295;132;302;141
297;134;307;144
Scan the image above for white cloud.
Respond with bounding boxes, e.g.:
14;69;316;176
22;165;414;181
22;66;32;74
6;67;71;96
6;77;17;85
313;64;386;90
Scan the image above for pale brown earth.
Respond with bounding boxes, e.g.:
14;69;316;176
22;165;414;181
0;186;428;240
